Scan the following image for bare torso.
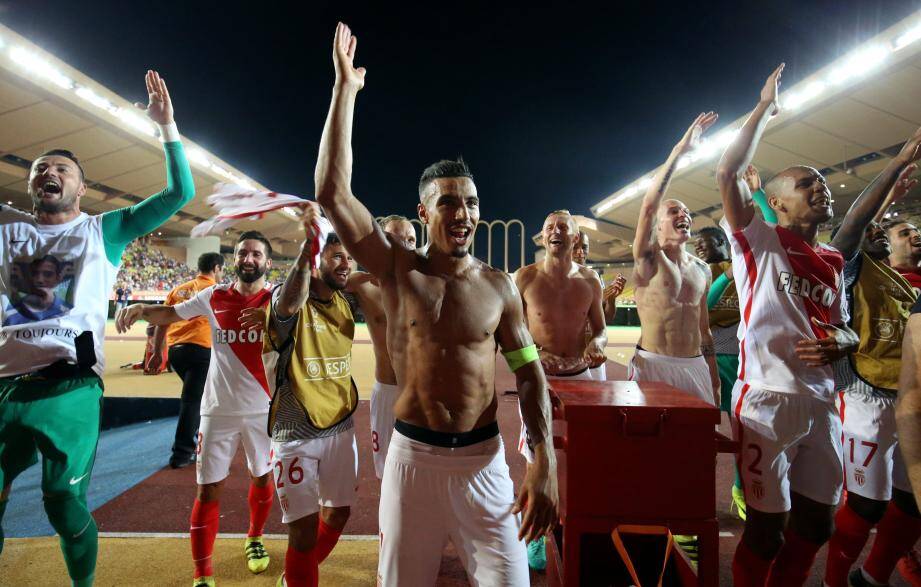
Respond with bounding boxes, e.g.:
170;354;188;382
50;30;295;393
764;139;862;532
351;281;396;385
383;253;511;433
516;262;597;359
634;249;709;357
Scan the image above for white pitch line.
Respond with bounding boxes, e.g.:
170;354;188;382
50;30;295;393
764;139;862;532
99;532;378;541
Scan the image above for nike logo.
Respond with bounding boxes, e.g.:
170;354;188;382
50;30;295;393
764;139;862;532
214;309;232;314
785;248;809;257
69;473;89;485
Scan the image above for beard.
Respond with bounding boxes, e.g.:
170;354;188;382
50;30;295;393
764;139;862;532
235;264;266;283
321;271;347;291
31;191;76;214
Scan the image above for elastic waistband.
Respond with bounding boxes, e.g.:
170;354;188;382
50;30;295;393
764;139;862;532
394;420;499;448
546;366;590;378
634;347;704;365
388;429;505;471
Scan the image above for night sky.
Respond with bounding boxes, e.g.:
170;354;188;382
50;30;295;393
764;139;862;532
4;1;920;259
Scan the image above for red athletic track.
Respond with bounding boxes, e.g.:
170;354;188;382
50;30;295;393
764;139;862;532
92;358;911;586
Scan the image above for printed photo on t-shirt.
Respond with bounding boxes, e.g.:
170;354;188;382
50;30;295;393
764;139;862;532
2;253;75;325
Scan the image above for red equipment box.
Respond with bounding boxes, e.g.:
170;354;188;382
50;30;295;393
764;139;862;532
546;379;729;586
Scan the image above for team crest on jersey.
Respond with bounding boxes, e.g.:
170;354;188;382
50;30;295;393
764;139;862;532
751;480;764;500
854;468;866;487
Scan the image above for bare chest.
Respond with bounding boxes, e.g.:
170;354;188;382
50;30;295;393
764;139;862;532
523;275;594;319
387;272;502;344
644;256;707;304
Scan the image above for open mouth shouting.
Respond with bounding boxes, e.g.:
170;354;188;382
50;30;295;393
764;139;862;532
674;218;691;233
449;224;472;247
39;178;63;197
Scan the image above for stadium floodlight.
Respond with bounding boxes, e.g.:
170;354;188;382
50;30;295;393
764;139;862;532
677;154;692;169
115;107;155;136
712;129;739;149
637;176;653;190
75;86;115;112
828;45;888;85
895;24;921;50
9;47;74;90
785;80;826;111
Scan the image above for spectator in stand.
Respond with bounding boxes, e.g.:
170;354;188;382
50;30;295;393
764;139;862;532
148;252;225;469
115;284;129;313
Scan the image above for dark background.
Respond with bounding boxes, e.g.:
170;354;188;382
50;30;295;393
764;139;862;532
4;1;920;259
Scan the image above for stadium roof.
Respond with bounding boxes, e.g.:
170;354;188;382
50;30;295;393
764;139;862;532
582;9;921;264
0;22;305;256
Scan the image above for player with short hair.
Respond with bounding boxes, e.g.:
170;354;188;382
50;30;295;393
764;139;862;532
257;206;359;587
887;220;921;293
314;23;557;586
716;64;887;586
630;112;721;407
823;168;921;587
148;251;226;468
116;231;276;587
347;214;416;479
0;70;194;586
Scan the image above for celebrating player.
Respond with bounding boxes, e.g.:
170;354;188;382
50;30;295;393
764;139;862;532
346;214;416;480
116;232;275;587
717;64;862;586
630;112;721;407
823;165;921;587
314;22;557;586
259;207;360;587
0;70;194;586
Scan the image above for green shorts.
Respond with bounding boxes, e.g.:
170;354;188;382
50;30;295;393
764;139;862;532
0;374;102;496
716;354;739;414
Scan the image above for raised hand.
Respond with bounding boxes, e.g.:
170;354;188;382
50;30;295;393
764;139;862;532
743;164;762;193
760;63;785;115
333;22;367;90
890;164;919;205
135;70;173;125
674;111;718;156
897;126;921;166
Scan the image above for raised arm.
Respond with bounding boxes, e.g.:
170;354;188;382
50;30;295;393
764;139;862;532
274;208;318;320
716;64;784;232
633;112;718;270
744;164;778;223
314;23;394;278
898;314;921;505
101;71;194;263
832;161;918;260
494;273;558;543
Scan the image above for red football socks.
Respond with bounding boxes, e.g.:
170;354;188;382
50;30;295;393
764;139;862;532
314;518;343;563
732;539;773;587
862;501;921;584
284;545;319;587
190;499;220;578
247;482;274;537
766;529;822;587
824;502;874;587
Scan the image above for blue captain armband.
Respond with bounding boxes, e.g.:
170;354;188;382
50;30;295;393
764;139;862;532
503;344;539;372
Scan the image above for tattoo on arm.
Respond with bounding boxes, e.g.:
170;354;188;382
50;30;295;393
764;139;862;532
701;343;715;357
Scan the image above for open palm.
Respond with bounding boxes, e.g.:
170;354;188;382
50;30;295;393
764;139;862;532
334;22;367;90
136;70;173;125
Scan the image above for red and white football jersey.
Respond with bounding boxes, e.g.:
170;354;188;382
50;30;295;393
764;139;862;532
720;215;847;401
899;267;921;296
174;283;273;416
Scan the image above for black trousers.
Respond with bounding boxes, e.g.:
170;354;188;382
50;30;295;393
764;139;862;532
168;343;210;458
